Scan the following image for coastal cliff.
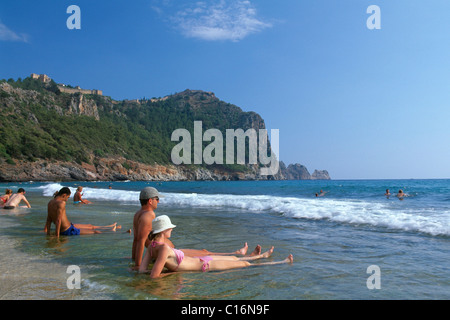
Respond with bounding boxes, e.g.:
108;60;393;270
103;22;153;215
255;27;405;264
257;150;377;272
0;156;276;182
0;76;330;182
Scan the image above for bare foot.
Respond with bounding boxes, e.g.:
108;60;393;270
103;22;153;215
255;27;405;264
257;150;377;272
236;242;248;255
249;245;261;256
285;254;294;264
112;223;122;231
261;246;274;258
94;222;118;230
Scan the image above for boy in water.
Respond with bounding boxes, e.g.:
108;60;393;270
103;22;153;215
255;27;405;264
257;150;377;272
73;186;92;204
3;188;31;209
45;187;119;237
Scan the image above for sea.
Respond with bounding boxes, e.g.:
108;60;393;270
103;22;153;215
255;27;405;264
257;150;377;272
0;179;448;300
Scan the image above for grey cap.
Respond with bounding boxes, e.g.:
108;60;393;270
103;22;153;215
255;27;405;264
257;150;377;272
139;187;163;200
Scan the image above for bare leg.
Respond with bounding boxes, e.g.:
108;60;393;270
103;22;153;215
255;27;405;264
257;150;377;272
250;254;294;266
207;259;252;271
78;228;102;235
205;254;293;272
181;242;255;257
73;223;120;232
206;246;274;262
93;223;121;230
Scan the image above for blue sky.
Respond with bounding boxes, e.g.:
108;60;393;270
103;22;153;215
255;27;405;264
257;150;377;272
1;0;449;179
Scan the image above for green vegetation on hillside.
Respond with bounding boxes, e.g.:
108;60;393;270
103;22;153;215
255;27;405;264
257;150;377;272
0;77;263;173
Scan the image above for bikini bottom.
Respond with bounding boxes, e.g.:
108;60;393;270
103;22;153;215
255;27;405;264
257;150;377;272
196;256;213;272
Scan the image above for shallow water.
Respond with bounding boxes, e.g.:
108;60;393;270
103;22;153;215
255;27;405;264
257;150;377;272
0;179;449;299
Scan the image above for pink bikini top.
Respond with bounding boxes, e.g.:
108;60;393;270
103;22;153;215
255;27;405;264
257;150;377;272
150;241;184;270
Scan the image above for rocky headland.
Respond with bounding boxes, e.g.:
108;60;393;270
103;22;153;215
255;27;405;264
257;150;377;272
0;75;330;182
0;157;330;182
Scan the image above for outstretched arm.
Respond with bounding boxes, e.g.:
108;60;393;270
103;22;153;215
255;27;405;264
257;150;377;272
22;196;31;208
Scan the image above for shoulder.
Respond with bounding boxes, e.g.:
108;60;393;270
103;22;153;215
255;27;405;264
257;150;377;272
133;210;142;221
135;212;153;234
141;210;155;222
157;243;172;256
55;199;66;208
152;240;170;250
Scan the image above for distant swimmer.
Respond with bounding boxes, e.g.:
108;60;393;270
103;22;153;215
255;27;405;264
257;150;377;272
73;186;92;204
315;190;328;197
396;189;407;200
385;189;391;197
3;188;31;209
45;187;120;237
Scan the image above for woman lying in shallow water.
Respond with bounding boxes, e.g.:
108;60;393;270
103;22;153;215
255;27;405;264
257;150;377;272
138;215;294;278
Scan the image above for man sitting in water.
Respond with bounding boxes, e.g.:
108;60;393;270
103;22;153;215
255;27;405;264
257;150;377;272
3;188;31;209
73;186;92;204
45;187;119;237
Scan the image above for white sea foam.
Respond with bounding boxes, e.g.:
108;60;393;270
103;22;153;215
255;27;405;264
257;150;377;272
163;193;449;236
38;183;140;203
38;183;450;236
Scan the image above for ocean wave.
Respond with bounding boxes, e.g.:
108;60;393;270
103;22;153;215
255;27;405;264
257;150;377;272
38;183;450;237
164;193;449;236
37;183;140;203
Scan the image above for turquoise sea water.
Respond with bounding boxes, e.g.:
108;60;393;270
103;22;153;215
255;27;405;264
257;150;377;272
0;179;448;300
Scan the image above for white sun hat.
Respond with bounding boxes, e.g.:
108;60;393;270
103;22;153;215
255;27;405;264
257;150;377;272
151;215;176;234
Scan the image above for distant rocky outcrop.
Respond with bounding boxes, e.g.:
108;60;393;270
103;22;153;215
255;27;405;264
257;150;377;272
280;163;311;180
311;170;331;180
278;162;330;180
